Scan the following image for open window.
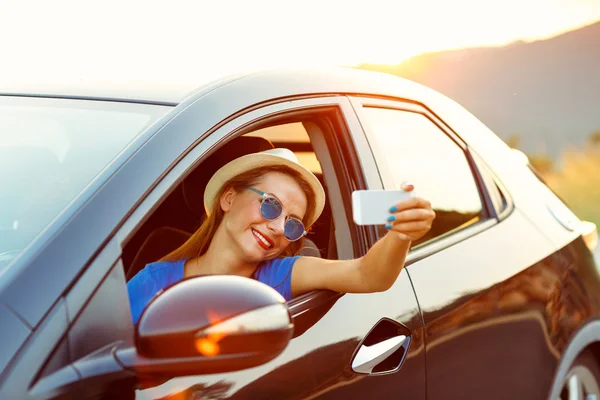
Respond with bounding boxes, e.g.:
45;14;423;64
120;104;370;335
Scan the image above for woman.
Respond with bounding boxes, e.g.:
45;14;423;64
127;148;435;323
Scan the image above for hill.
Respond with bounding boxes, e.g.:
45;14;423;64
358;21;600;158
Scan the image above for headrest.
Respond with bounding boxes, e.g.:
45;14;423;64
182;136;274;216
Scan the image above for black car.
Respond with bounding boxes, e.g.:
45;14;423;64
1;67;598;400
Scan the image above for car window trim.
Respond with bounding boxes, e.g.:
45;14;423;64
470;149;515;221
495;178;514;221
0;93;179;107
465;148;497;219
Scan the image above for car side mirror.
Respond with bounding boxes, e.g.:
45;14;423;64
115;275;293;377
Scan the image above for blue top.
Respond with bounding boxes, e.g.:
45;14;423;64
127;256;300;324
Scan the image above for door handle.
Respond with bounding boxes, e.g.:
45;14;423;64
351;335;408;374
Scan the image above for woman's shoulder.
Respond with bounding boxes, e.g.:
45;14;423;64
145;259;183;271
254;256;301;301
260;255;301;270
137;259;187;281
255;256;301;280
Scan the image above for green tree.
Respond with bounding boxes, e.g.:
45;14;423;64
589;130;600;146
543;148;600;228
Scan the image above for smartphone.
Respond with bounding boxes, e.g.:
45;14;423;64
352;189;414;226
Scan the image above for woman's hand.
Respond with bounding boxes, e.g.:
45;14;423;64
292;182;436;296
385;183;436;242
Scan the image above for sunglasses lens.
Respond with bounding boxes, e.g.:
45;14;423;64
261;196;283;220
284;218;305;241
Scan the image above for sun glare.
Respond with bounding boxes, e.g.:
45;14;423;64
0;0;599;86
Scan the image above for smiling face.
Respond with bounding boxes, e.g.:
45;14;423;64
219;171;309;263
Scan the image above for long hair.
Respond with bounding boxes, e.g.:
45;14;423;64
160;165;317;262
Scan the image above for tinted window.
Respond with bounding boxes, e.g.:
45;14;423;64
361;107;484;247
0;96;170;273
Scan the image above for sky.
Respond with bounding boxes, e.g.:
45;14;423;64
1;0;600;87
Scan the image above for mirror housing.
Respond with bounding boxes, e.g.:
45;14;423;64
116;275;293;377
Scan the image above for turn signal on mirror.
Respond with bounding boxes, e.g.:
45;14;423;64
195;310;226;357
195;336;223;357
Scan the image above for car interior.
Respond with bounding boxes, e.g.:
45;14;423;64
121;120;339;282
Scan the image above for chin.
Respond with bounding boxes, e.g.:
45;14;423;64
241;230;286;262
249;246;282;264
240;241;271;262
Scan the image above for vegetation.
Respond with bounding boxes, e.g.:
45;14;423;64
529;154;554;175
528;132;600;228
590;130;600;145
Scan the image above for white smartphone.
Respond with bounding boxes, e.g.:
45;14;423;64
352;189;414;226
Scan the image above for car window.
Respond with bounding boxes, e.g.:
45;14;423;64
122;120;337;282
360;106;484;248
0;96;170;273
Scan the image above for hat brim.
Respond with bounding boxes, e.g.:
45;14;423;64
204;153;326;228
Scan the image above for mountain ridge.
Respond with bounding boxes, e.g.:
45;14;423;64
357;20;600;157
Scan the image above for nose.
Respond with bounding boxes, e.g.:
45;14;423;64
266;214;286;236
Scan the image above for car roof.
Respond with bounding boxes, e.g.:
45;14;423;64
1;66;509;181
0;67;435;106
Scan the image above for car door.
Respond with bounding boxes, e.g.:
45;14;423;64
121;94;427;400
351;96;572;399
0;84;426;399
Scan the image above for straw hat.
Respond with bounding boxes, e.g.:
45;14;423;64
204;148;326;227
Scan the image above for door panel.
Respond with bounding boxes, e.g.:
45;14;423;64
0;299;70;399
0;305;30;379
349;95;572;398
135;270;425;400
408;208;561;399
68;260;133;362
128;95;426;398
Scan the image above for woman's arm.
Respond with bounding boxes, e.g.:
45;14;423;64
291;184;435;296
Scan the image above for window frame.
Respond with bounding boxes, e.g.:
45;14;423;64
115;96;379;320
349;96;501;264
470;149;515;221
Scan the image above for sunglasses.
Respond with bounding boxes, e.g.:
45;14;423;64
247;187;307;242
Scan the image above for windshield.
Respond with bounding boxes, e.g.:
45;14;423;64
0;96;171;268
